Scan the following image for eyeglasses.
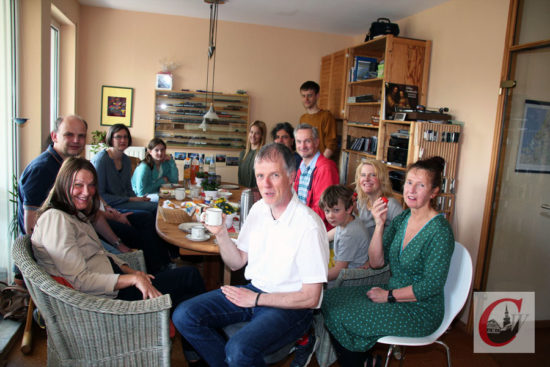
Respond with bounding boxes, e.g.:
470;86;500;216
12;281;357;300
113;135;129;140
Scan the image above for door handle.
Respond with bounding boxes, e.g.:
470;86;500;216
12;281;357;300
542;204;550;210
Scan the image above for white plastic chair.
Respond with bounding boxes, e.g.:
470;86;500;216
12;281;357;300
377;241;473;367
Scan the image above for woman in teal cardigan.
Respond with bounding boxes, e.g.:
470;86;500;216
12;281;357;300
131;138;178;201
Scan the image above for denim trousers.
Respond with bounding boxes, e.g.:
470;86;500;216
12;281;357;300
172;284;313;367
114;200;158;214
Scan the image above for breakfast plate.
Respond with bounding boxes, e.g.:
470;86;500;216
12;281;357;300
219;184;239;190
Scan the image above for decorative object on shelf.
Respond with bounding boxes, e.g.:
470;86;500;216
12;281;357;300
365;18;400;41
100;85;133;126
200;0;226;131
385;83;418;119
156;58;179;90
156;72;173;90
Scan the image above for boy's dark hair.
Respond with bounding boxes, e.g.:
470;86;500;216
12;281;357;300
319;185;355;211
299;81;320;94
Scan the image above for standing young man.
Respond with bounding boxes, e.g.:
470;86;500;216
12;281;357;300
299;80;337;159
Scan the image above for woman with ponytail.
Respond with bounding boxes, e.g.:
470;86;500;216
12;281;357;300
321;157;455;366
132;138;178;201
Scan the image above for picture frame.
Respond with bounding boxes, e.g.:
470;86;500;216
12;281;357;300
100;86;133;127
515;99;550;174
394;112;407;121
156;73;173;90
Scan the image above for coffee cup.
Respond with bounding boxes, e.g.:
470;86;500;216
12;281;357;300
190;225;205;239
201;207;223;226
175;188;186;201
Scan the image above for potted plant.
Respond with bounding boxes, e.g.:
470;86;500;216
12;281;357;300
90;130;107;156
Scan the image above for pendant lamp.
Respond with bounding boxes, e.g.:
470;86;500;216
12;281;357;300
200;0;225;131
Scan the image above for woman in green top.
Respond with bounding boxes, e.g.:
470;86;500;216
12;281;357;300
321;156;455;366
238;120;266;188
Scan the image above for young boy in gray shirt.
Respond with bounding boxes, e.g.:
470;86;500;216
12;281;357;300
320;185;370;281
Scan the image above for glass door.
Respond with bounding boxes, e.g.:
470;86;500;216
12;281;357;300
482;0;550;321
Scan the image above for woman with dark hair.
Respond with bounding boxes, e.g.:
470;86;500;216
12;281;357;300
92;124;157;213
321;157;455;366
271;121;302;168
238;120;267;188
31;157;204;300
131;138;178;200
31;157;206;363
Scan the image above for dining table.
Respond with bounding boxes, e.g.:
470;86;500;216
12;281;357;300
155;183;246;290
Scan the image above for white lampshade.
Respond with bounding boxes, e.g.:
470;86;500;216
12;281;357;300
203;103;219;120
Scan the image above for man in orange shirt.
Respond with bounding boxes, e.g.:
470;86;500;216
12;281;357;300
299;81;338;159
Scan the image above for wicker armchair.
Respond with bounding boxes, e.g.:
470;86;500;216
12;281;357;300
314;265;391;367
12;235;172;367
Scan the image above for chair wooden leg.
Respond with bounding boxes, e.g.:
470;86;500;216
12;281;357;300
21;298;34;354
434;340;451;367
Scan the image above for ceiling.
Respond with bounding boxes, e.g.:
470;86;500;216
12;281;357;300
78;0;448;35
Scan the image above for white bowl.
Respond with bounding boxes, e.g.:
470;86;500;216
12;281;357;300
218;191;232;199
204;190;218;199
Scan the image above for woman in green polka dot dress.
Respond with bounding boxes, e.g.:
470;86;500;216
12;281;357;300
322;156;455;366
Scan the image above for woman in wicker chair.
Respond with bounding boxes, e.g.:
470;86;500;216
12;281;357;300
31;157;205;361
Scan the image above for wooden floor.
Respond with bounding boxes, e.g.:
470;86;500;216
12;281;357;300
4;323;549;366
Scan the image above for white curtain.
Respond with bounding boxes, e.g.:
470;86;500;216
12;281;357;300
0;0;17;284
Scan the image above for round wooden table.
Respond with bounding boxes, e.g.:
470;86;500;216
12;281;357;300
155;184;246;289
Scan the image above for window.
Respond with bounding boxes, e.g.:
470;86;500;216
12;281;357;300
50;24;59;131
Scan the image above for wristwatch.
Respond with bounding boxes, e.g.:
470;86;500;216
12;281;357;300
113;238;122;248
387;289;396;303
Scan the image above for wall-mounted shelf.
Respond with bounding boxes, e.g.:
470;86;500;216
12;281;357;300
154;90;249;150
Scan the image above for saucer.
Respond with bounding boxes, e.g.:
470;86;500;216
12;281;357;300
185;233;211;242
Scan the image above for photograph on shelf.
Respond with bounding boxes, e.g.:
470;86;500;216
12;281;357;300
216;154;227;166
226;156;239;166
385;83;418;119
174;152;187;160
100;86;133;126
515;99;550;174
156;73;173;90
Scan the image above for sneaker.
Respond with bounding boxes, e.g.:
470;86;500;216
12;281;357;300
290;334;318;367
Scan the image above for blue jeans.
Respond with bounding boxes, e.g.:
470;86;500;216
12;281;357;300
114;200;158;214
173;284;313;367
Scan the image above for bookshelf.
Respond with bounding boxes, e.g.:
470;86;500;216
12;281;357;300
321;36;463;221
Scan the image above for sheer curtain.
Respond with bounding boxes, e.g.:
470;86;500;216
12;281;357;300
0;0;17;284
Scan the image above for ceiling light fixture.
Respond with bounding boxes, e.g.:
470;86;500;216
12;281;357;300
200;0;226;132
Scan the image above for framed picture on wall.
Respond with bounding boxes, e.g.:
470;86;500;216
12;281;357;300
156;73;173;90
515;99;550;174
100;85;133;127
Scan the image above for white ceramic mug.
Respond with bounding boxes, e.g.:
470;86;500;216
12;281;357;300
190;225;205;239
175;188;186;201
201;207;223;226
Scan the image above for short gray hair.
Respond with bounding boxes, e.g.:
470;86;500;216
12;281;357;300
254;143;296;176
295;123;319;140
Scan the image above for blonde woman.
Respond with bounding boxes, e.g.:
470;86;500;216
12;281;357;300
355;159;403;239
238;120;267;188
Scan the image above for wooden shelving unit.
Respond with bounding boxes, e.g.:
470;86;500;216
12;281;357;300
154;90;249;150
320;35;462;221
